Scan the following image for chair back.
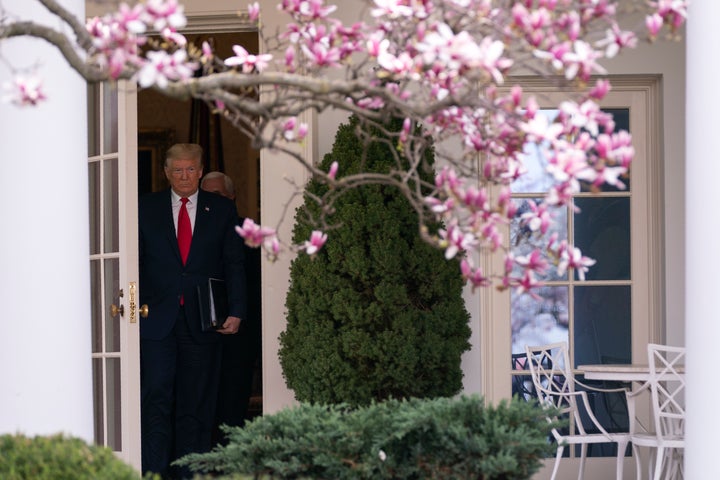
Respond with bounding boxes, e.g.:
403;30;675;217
647;343;685;438
525;342;587;432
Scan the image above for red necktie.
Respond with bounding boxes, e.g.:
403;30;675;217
178;197;191;265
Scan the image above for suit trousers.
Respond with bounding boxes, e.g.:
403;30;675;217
141;307;221;479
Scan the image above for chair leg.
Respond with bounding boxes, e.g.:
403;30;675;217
632;444;643;480
615;440;627;480
550;445;565;480
652;447;665;480
578;444;588;480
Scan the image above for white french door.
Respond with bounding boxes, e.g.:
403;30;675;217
479;77;663;479
88;80;142;470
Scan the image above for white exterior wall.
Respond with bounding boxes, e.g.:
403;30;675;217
0;0;92;439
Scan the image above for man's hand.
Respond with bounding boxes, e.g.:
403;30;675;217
217;316;241;334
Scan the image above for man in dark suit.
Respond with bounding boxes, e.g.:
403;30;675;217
139;144;246;479
201;172;262;443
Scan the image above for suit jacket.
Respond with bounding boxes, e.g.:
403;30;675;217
139;189;246;341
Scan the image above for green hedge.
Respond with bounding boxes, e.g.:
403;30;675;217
0;433;142;480
177;395;556;480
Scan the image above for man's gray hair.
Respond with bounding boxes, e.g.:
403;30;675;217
201;171;235;194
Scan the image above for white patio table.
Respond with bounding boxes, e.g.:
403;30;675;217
578;363;686;480
578;364;685;383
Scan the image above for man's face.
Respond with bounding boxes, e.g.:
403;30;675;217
201;176;234;200
165;157;203;197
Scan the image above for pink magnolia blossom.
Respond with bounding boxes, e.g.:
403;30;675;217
136;49;198;88
302;230;328;255
145;0;187;31
2;75;47;107
555;242;596;280
514;249;549;276
520;200;553;234
224;45;273;72
281;117;309;141
236;218;277;248
460;259;491;291
248;2;261;22
327;161;339;180
440;223;478;260
562;40;607;81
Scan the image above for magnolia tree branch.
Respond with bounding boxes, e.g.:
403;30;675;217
0;0;688;292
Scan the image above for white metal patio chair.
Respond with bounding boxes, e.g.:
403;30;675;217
625;343;685;480
525;342;631;480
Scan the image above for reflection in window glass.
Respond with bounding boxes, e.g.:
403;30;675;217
574;285;631;368
92;358;104;445
574;197;630;281
88;162;100;255
106;358;122;451
87;85;100;156
90;260;102;353
511;199;567;281
102;83;118;154
104;258;120;353
511;286;569;354
512;109;559;194
103;158;119;253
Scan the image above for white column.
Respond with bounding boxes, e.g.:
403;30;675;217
0;0;92;440
686;1;720;476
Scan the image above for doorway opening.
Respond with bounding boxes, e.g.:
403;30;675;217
137;30;263;429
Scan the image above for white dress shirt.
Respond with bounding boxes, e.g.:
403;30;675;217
171;189;199;234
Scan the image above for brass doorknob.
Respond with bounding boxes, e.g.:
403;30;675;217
110;303;124;318
139;304;149;318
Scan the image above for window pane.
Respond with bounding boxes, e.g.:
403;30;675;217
512;286;569;354
103;158;119;253
579;108;631;193
88;162;100;255
106;358;122;451
511;199;568;281
87;85;100;157
512;109;559;194
104;258;120;353
90;260;102;353
102;83;118;154
574;285;631;367
92;358;104;445
574;197;630;281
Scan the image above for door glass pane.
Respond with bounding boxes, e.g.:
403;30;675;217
92;358;104;445
88;85;100;157
89;162;100;255
103;158;119;253
90;259;102;353
580;108;631;193
106;358;122;450
511;286;569;354
574;285;632;367
512;109;559;194
104;258;121;353
574;197;630;281
103;84;118;154
511;199;567;281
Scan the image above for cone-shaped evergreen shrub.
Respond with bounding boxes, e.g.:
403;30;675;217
280;115;471;406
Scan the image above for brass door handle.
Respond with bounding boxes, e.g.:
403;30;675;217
110;303;125;318
140;304;149;318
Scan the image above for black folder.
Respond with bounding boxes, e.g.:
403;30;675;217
197;278;228;332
